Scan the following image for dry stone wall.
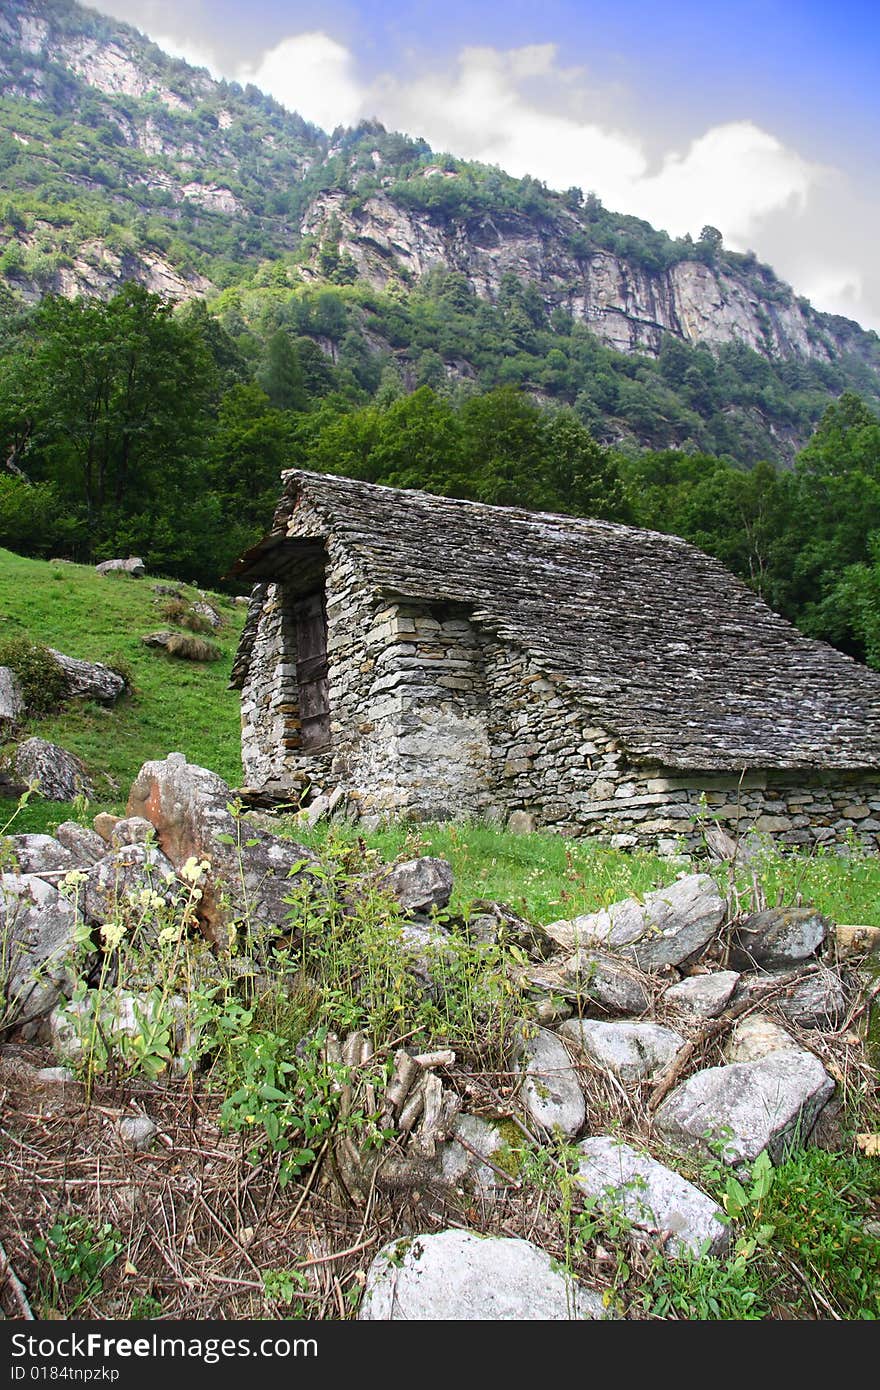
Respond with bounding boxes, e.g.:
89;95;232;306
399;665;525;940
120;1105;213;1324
240;520;880;850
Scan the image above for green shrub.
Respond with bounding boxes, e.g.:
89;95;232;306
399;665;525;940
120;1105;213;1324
0;634;67;716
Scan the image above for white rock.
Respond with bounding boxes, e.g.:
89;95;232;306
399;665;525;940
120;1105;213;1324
55;821;107;865
514;1025;585;1137
0;666;24;726
119;1114;158;1152
724;1012;797;1063
359;1229;608;1320
387;857;453;914
575;1137;729;1257
663;971;740;1018
558;1018;685;1082
548;874;726;970
655;1050;834;1166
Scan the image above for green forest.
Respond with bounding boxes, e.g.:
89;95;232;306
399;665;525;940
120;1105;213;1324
2;280;880;667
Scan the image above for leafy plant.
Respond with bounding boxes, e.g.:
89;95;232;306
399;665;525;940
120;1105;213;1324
34;1214;123;1313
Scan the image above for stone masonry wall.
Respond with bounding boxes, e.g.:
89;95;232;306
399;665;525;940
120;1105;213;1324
241;534;880;850
240;502;494;820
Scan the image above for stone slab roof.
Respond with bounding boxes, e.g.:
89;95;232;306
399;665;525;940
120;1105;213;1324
232;469;880;772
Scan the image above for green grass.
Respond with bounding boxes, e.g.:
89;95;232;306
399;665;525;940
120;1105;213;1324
0;547;245;824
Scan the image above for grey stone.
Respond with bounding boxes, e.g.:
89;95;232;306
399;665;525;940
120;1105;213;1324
575;1137;729;1257
82;843;177;934
439;1113;514;1193
562;949;652;1015
734;965;847;1029
387;857;453;914
13;738;95;801
55;821;107;866
558;1018;685;1082
397;919;452;991
47;649;126;705
507;810;536;835
301;793;331;828
724;1012;797;1063
359;1229;607;1320
1;873;84;1029
119;1115;158;1152
108;817;155;848
731;907;829;969
0;666;24;727
548;874;726;970
4;834;73;876
663;971;740;1019
96;556;145;577
191;600;223;630
514;1025;585;1137
655;1050;835;1166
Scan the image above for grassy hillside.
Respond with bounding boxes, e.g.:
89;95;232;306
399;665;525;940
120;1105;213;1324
0;547;245;825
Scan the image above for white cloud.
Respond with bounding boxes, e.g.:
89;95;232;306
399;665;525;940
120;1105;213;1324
97;13;880;331
237;33;363;132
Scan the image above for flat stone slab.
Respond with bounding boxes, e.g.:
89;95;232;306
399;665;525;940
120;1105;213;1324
663;971;740;1019
563;950;652;1015
387;857;453;914
559;1018;685;1082
575;1137;729;1257
655;1050;834;1166
731;907;829;969
514;1025;585;1137
359;1229;608;1320
548;874;726;971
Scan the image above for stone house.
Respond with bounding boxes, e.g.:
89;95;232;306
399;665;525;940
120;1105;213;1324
230;469;880;851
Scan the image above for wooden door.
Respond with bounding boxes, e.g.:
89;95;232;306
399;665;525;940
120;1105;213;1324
293;591;330;751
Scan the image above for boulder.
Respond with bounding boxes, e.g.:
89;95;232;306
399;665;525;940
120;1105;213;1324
47;649;126;706
513;1025;585;1137
3;834;73;876
359;1229;607;1320
1;873;85;1032
574;1137;729;1257
82;843;178;937
734;965;847;1029
13;738;95;801
547;874;726;970
140;630;174;649
724;1012;797;1064
466;900;557;957
558;1018;685;1083
93;813;120;843
731;907;829;970
55;821;107;866
0;666;24;728
151;584;183;598
507;811;536;835
662;971;740;1019
387;857;453;915
561;949;652;1015
50;989;190;1066
96;557;145;577
655;1050;834;1166
126;753;317;944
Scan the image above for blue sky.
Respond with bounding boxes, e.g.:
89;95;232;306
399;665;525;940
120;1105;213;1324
97;1;880;329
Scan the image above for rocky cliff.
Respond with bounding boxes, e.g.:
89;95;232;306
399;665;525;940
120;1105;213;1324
1;0;878;450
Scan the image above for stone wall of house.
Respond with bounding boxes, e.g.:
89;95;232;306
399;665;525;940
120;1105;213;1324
240;504;494;819
241;529;880;850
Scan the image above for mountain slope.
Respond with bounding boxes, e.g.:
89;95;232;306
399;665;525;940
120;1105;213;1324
1;0;879;464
